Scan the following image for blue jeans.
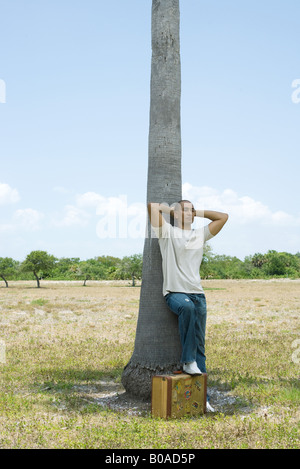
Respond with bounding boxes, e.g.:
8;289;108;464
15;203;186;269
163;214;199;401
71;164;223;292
165;292;207;373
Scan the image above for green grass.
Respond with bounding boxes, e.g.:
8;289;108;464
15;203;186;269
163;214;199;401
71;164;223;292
0;280;299;449
30;298;49;306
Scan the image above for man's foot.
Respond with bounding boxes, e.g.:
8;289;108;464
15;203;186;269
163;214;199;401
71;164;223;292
206;401;215;412
183;361;202;375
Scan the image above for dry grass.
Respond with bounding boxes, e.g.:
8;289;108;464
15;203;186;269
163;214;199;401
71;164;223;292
0;279;299;449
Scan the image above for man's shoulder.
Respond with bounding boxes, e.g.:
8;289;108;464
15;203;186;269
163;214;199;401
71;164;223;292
194;224;214;241
151;221;172;239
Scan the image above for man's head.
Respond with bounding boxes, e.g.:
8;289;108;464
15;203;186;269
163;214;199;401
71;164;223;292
172;200;196;229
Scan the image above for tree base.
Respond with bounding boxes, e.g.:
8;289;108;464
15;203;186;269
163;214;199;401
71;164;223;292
121;359;182;400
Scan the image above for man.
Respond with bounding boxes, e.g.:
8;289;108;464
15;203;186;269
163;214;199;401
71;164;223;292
148;200;228;411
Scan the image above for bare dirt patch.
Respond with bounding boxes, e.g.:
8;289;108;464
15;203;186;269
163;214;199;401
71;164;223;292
78;384;242;416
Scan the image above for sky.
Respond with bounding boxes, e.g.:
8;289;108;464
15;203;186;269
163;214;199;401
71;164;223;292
0;0;300;262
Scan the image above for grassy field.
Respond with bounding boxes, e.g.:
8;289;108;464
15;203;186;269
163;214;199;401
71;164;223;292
0;279;299;449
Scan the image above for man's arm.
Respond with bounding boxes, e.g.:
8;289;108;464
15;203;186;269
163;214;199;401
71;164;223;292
195;209;229;236
147;203;173;227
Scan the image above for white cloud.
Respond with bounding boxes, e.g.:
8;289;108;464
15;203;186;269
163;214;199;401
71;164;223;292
0;183;20;205
76;192;106;208
77;193;138;217
53;204;91;227
182;183;300;227
54;186;300;237
53;192;147;240
270;210;296;225
1;184;298;260
42;186;300;259
0;208;44;234
13;208;44;231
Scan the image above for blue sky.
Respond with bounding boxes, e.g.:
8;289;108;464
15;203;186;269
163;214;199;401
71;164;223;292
0;0;300;261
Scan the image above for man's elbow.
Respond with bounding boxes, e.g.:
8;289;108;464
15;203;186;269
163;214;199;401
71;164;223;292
220;212;229;227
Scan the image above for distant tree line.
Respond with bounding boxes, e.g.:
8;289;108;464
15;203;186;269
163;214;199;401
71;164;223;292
0;252;143;288
201;246;300;280
0;247;299;288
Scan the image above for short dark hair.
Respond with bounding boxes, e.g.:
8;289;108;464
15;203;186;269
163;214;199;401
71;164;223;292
177;199;193;206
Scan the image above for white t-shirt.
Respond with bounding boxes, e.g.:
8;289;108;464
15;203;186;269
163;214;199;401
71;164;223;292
152;221;214;296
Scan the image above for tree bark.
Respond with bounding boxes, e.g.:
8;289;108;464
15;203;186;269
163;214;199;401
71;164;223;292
0;275;8;288
122;0;182;400
33;271;40;288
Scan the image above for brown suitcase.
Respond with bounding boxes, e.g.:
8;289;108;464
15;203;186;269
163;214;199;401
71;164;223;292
151;373;207;418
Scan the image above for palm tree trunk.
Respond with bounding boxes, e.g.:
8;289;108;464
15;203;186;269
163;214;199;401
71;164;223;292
122;0;182;399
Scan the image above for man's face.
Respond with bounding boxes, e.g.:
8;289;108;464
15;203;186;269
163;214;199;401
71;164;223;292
175;201;195;227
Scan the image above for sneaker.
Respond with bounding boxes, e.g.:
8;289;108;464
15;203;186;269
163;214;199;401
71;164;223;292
206;401;215;412
183;361;202;375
